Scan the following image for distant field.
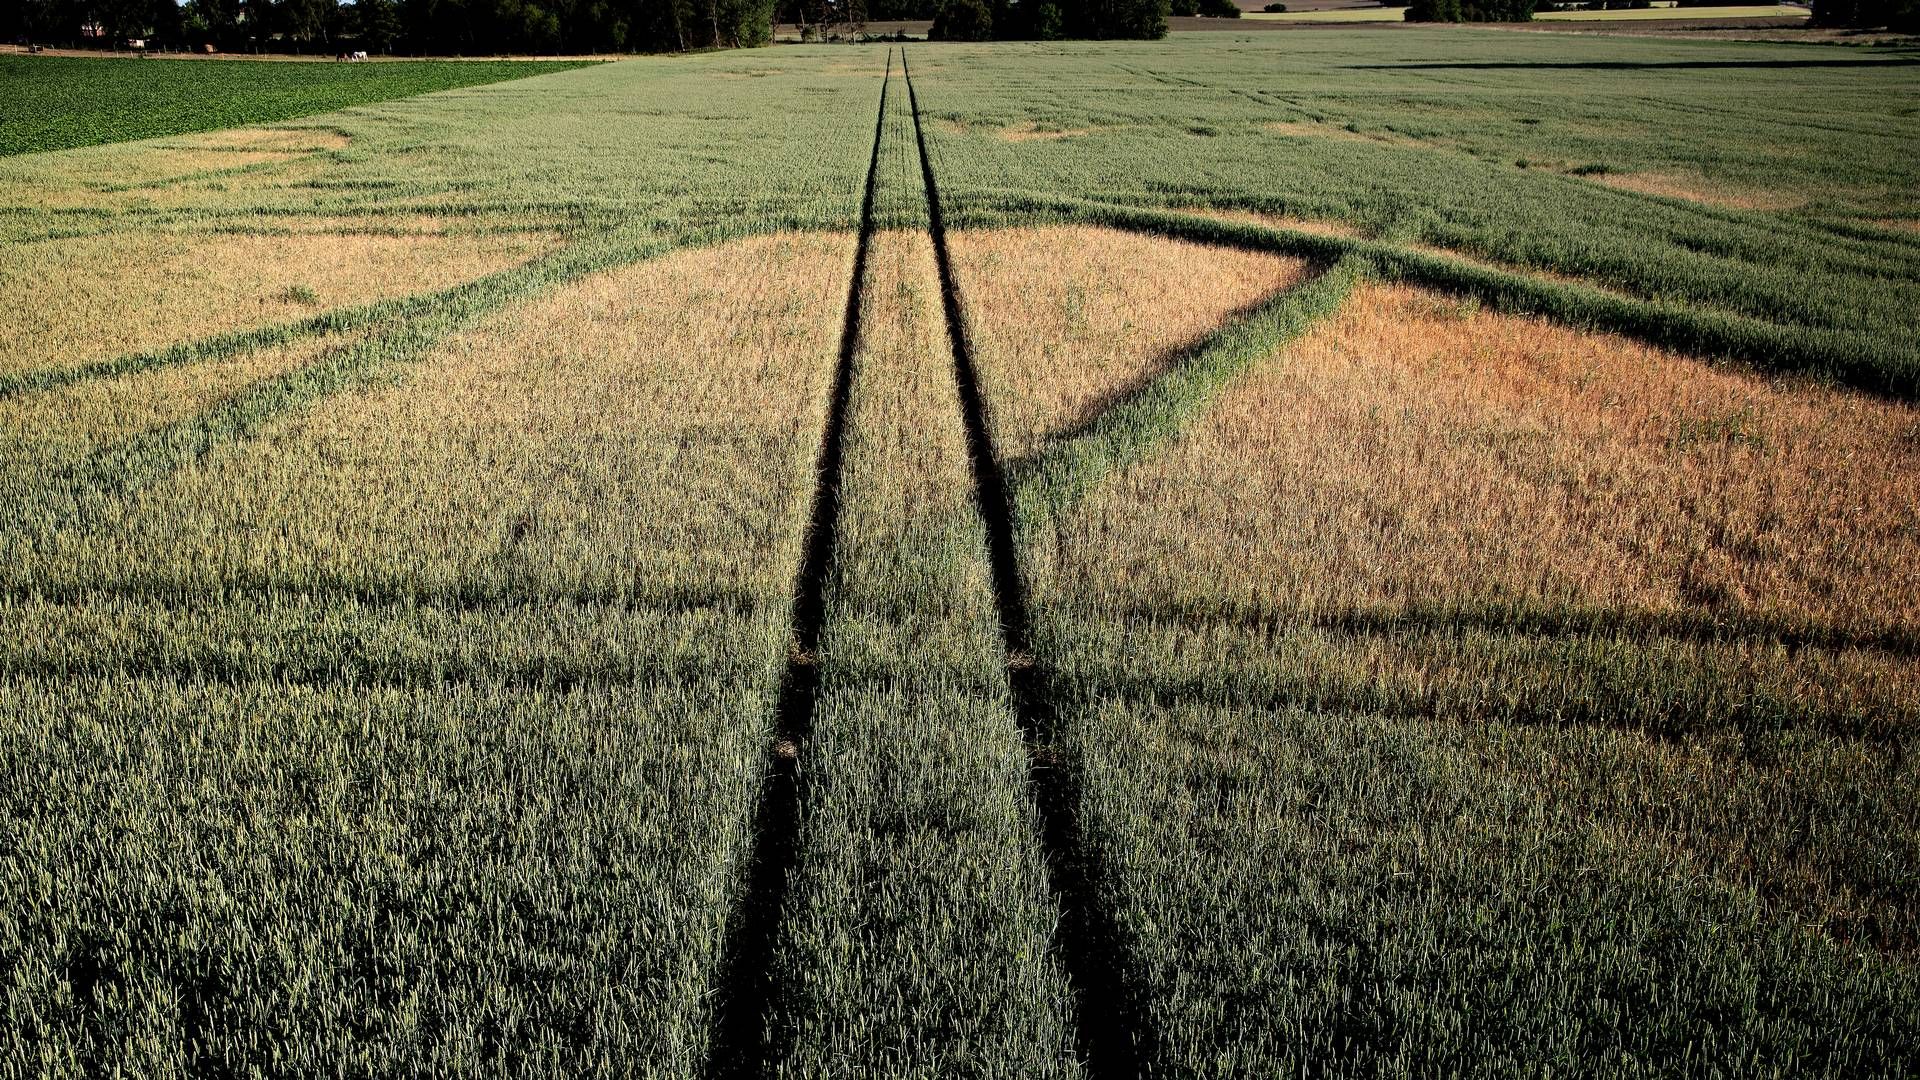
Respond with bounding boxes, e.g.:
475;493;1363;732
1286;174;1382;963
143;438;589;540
1246;3;1808;20
1537;3;1807;19
0;54;598;155
2;31;1916;1077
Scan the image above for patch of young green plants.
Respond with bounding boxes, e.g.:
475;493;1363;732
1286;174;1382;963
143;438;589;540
0;55;599;156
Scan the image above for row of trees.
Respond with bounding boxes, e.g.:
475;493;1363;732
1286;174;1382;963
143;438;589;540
929;0;1178;39
1403;0;1537;21
8;0;775;53
1407;0;1918;23
1812;0;1918;29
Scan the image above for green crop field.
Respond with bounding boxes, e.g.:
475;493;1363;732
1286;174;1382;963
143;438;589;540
1;31;1916;1077
0;55;598;157
1246;4;1810;22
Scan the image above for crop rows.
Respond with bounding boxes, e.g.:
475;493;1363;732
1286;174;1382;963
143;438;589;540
3;36;1916;1077
1;53;887;1073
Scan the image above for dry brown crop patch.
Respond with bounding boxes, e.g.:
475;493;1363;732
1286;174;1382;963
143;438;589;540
998;122;1095;142
949;225;1311;459
166;128;353;154
239;213;464;236
1053;281;1920;640
0;228;559;376
0;129;348;204
1262;120;1382;144
24;232;854;601
0;148;296;201
1581;168;1803;211
0;334;346;472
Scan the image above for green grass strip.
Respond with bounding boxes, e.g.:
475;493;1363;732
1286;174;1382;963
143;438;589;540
1008;256;1367;537
956;193;1920;401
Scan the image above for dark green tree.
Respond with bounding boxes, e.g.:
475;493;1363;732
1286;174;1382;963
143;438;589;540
1408;0;1531;18
931;0;992;37
348;0;402;49
1064;0;1168;37
1813;0;1919;28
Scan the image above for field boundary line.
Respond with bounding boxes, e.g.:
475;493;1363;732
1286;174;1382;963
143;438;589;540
700;47;894;1080
901;49;1152;1079
948;194;1920;400
0;577;771;621
1089;595;1920;664
1044;638;1913;747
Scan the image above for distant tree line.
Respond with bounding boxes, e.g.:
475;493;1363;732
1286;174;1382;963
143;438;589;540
5;0;1278;54
928;0;1174;39
1404;0;1534;21
1168;0;1239;18
8;0;775;53
1812;0;1918;29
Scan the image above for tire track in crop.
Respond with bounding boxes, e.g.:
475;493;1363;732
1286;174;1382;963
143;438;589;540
901;50;1154;1079
701;48;893;1080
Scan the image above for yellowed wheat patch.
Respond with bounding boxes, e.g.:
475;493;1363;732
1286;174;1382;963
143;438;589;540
1058;282;1920;639
999;123;1095;142
1183;206;1370;241
27;232;855;603
1584;170;1802;211
0;334;348;472
167;128;352;153
950;226;1312;460
1263;120;1380;143
0;229;559;376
